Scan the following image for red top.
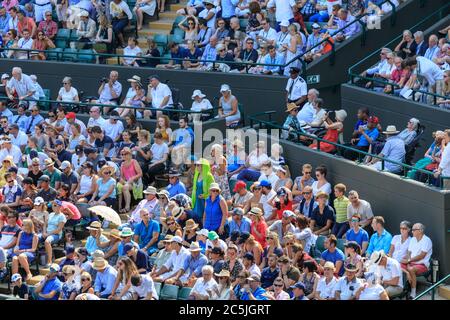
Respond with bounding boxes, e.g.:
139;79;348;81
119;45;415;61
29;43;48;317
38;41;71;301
251;220;268;248
275;201;293;220
61;201;81;220
0;215;23;227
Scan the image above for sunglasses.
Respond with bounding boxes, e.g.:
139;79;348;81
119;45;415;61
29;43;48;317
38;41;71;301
302;191;312;195
48;114;55;117
167;223;174;226
63;82;69;85
351;219;359;223
303;171;312;174
103;171;111;175
0;121;7;124
81;278;89;282
273;283;283;287
400;227;409;230
254;187;262;190
211;189;220;193
32;164;39;166
121;152;130;156
7;180;14;183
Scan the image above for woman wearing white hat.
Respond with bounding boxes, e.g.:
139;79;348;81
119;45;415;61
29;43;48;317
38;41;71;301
217;84;241;127
190;89;213;122
309;109;347;153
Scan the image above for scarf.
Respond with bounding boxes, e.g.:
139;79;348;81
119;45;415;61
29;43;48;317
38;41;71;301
191;158;215;208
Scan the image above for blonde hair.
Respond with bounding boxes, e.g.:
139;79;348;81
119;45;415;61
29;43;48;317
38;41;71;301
138;129;150;143
22;219;35;233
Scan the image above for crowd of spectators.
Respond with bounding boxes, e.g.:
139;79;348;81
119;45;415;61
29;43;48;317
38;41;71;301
356;27;450;108
0;0;407;74
0;62;438;300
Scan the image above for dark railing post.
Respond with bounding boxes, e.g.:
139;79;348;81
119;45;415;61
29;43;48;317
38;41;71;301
359;20;367;47
381;159;385;171
329;40;335;66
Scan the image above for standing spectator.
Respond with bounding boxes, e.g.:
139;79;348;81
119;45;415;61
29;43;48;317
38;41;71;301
400;223;433;299
331;183;350;238
203;183;227;235
366;216;392;257
5;67;36;109
17;10;36;38
146;75;173;118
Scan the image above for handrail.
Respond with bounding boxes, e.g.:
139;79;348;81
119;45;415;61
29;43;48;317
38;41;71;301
414;273;450;300
247;111;450;189
348;2;450;81
0;96;220;116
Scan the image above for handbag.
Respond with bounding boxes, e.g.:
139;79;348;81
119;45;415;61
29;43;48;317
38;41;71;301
93;42;108;53
132;178;144;200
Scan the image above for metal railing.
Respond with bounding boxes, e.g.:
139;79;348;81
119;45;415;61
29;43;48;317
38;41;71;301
414;273;450;300
0;0;402;76
348;2;450;105
247;111;450;189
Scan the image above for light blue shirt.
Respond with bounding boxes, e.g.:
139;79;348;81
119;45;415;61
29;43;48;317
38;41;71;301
306;33;321;51
0;108;13;123
227;217;251;236
424;45;439;61
221;0;240;18
201;44;217;65
263;53;283;74
366;59;388;76
366;229;393;256
94;265;118;296
380;135;406;173
336;14;360;39
182;253;208;277
297;102;315;124
11;114;29;132
166;181;187;198
0;13;10;35
85;234;108;255
24;114;45;134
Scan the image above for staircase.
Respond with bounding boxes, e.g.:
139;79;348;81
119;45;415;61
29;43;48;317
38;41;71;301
107;0;187;64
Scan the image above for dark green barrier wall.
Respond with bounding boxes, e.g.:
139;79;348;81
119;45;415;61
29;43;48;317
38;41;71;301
272;137;450;275
341;84;450;161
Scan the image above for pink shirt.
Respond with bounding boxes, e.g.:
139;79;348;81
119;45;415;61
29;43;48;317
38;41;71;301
2;0;18;11
61;201;81;220
121;160;139;180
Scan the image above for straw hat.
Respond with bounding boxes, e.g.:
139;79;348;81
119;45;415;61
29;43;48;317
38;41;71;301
214;269;231;278
108;229;121;240
144;186;157;195
188;242;202;252
285;103;299;113
248;207;263;216
86;221;102;231
315;191;329;199
2;156;13;164
383;125;400;135
92;258;109;270
323;261;335;271
184;219;199;230
127;75;142;83
369;251;386;265
209;183;221;192
171;206;184;220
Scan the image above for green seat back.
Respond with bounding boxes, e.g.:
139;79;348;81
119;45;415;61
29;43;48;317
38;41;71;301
62;48;78;62
239;19;248;31
154;34;168;46
315;235;326;253
168;34;184;44
173;27;185;39
337;239;346;252
78;49;96;63
154;281;162;296
56;28;71;40
47;48;63;60
178;287;192;300
160;284;179;300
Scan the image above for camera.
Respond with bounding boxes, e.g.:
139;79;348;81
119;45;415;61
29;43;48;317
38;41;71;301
100;77;109;83
275;200;281;210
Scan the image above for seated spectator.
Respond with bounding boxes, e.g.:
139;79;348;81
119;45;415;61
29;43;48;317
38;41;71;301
345;214;369;255
10;219;38;281
93;257;118;298
124;243;149;274
314;261;337;300
307;98;327;128
133;208;160;255
188;265;218;300
262;45;283;75
309;109;347;153
76;11;96;48
292;164;315;207
310;191;334;235
216;84;241;127
35;264;62;300
110;0;133;48
134;0;157;30
366;216;393;257
262;276;290;300
333;262;363;300
320;234;345;276
370;251;404;298
343;241;364;277
258;161;279;187
15;28;33;60
355;272;389;300
89;164;117;207
37;10;58;40
130;273;158;300
182;40;203;70
11;273;29;299
367;125;406;173
344;116;380;160
122;37;142;67
152;235;190;282
214;18;229;41
176;0;204;16
400;223;433;299
434;129;450;190
240;275;268;300
196;18;213;49
31;30;55;60
388;220;412;264
334;9;360;42
277;255;301;289
298;260;320;299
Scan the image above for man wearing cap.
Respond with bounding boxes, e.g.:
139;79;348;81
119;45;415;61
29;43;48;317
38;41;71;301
167;241;208;287
306;23;323;53
0;136;21;164
76;10;96;45
227;208;251;238
93;257;118;298
47;139;73;168
230;180;253;209
8;123;27;152
60;161;79;195
63;111;87;138
334;263;362;300
286;66;307;106
85;221;108;255
165;169;186;198
259;180;277;219
127;186;158;229
268;210;296;243
276;20;291;52
133;208;160;255
42;158;62;190
146;75;173;114
344;116;380;160
124;243;150;274
152;235;190;282
290;281;308;300
370;251;403;297
36;174;57;202
35;264;63;300
240;275;269;300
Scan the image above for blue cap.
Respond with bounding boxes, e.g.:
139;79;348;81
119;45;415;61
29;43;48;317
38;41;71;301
53;200;62;206
65;245;75;255
290;281;306;290
243;252;254;261
123;243;134;253
29;150;38;159
259;180;271;188
55;139;64;146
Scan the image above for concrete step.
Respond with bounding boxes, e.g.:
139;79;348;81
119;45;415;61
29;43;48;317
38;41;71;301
170;4;185;11
27;275;45;286
39;268;50;276
138;28;171;37
160;11;178;19
438;285;450;300
149;21;173;31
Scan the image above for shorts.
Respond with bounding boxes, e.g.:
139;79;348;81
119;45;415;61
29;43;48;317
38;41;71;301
401;263;428;274
40;234;61;244
11;251;35;263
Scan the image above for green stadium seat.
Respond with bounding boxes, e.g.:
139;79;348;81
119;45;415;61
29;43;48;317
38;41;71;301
47;48;63;60
56;28;70;40
69;29;79;42
39;88;51;110
157;46;166;55
239;19;248;31
172;16;185;31
178;287;192;300
159;284;179;300
314;235;326;256
172;28;185;39
154;281;162;297
160;53;172;64
62;48;78;62
337;238;346;252
55;39;67;48
77;49;96;63
154;34;168;46
168;34;184;44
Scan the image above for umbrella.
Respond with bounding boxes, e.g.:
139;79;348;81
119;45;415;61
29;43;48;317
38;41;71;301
88;205;122;226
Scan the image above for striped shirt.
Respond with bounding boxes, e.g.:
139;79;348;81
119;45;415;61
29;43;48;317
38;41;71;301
334;196;350;223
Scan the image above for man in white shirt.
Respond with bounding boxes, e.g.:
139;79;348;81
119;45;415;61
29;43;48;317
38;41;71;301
406;56;444;96
369;251;403;298
256;18;277;47
189;265;218;300
334;263;362;300
257;162;279;186
131;273;159;300
297;89;318;124
146;75;173;118
0;137;22;164
96;70;122;109
16;28;33;60
258;181;277;219
267;0;295;29
152;236;190;282
104;112;124;142
8;124;27;152
5;67;36;108
400;223;432;299
424;34;439;61
87;106;107;128
434;129;450;190
286;67;307;106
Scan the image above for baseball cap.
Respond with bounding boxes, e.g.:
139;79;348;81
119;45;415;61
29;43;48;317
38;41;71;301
232;208;244;216
247;275;260;282
29;150;39;160
238;231;250;244
290;281;306;290
34;196;45;205
312;23;321;29
11;273;22;282
289;67;300;73
220;84;230;92
60;160;71;170
55;139;64;146
243;252;254;261
76;247;88;256
66;112;76;119
7;166;18;174
22;177;33;185
123;243;134;253
282;210;295;219
169;236;183;244
38;175;50;182
368;116;379;124
49;264;60;273
208;231;219;241
279;20;290;27
84;147;97;155
1;73;10;80
64;245;75;255
233;180;247;192
196;229;209;237
259;180;271;188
